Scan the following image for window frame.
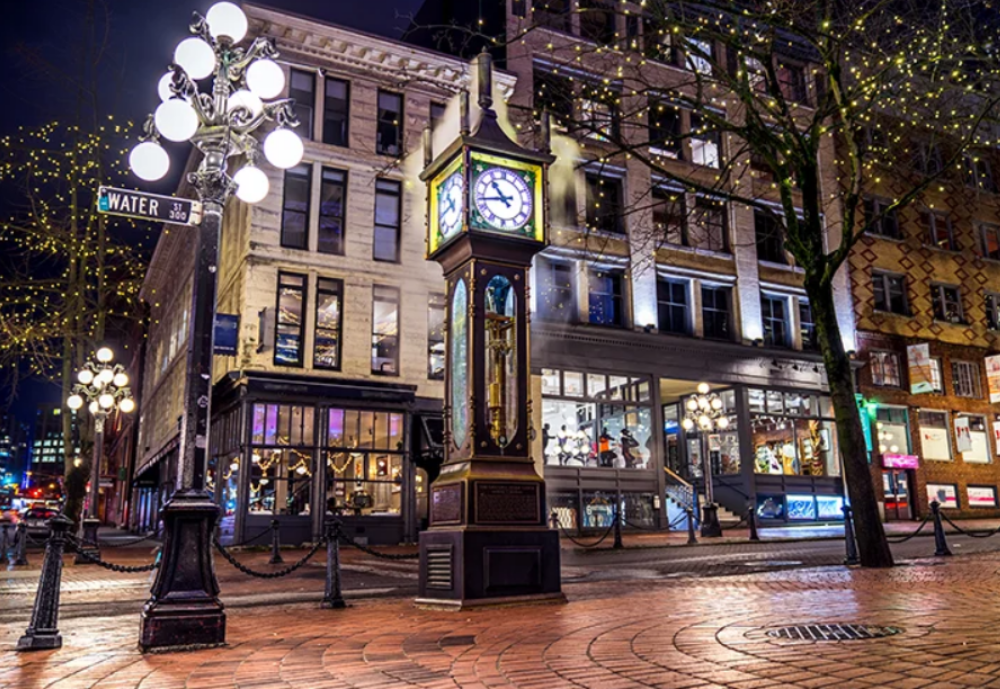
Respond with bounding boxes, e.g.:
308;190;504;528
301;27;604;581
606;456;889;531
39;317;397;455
318;167;347;256
587;267;626;328
585;172;625;235
375;89;403;156
872;271;908;315
656;277;691;335
870;350;902;388
918;409;952;461
647;97;683;159
280;164;312;251
691;196;729;253
322;77;350;147
964;152;997;192
371;285;401;376
427;292;446;380
760;293;789;348
701;284;732;340
986;292;1000;331
289;69;316;140
313;277;344;370
931;283;964;324
952;360;982;399
274;272;307;368
373;178;402;263
798;299;817;351
537;258;576;323
863;196;901;240
754;209;786;264
981;223;1000;260
924;210;956;251
652;187;686;246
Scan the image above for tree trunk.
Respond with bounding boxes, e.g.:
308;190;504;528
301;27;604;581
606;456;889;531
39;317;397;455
807;275;893;567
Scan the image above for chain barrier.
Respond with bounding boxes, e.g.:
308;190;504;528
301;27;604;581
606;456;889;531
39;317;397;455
213;537;325;578
940;513;1000;539
557;516;617;548
65;536;161;573
884;514;932;543
74;532;159;549
721;515;748;531
333;525;420;560
221;527;273;549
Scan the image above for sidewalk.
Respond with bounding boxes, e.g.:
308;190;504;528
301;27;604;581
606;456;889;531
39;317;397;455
6;549;1000;688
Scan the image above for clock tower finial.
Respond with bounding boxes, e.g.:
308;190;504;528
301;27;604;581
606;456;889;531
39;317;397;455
477;49;493;110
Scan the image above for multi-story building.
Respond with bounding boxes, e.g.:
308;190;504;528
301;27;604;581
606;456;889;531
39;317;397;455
0;413;29;491
132;1;862;543
853;140;1000;521
30;405;68;483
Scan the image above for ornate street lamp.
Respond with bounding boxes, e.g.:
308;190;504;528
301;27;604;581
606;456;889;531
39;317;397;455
681;383;729;537
128;2;301;652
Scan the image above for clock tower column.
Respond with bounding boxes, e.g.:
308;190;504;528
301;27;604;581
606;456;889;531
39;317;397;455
417;53;564;609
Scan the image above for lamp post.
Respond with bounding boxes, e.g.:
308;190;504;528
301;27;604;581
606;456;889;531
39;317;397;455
128;2;301;652
66;347;134;559
682;383;729;537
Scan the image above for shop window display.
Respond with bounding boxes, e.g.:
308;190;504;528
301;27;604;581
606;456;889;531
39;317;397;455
816;495;845;520
680;388;739;478
248;448;313;516
756;493;785;519
325;408;405;515
749;388;838;477
541;370;654;469
786;494;817;520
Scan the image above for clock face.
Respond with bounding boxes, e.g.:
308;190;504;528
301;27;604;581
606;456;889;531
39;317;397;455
473;167;533;231
438;172;464;238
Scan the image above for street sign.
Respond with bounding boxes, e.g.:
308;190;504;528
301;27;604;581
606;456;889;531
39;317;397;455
97;186;202;226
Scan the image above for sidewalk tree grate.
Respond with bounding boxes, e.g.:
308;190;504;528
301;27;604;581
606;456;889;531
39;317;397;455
766;624;902;641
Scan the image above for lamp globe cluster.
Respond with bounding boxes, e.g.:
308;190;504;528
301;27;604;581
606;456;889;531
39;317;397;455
128;0;302;204
66;347;135;418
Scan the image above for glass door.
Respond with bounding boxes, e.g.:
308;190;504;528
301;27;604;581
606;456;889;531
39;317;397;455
882;470;912;520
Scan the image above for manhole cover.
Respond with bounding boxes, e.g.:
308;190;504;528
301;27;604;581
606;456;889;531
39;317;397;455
439;635;476;647
766;624;902;641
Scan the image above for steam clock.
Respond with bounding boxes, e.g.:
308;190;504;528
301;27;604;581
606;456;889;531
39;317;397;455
417;54;563;608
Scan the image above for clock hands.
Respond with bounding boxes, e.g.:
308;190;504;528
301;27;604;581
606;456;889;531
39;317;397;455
489;181;512;208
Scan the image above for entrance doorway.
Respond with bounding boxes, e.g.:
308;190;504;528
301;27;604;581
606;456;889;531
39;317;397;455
882;470;912;520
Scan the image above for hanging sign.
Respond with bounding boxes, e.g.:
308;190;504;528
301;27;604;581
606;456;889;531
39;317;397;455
985;354;1000;403
97;186;202;226
213;314;240;356
907;344;934;394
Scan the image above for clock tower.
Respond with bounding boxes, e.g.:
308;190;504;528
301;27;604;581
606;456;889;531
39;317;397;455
417;53;563;608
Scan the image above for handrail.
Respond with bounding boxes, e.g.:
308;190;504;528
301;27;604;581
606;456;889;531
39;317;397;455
664;466;692;488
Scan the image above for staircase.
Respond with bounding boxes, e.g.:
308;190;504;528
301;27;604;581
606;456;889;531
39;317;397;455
663;467;743;532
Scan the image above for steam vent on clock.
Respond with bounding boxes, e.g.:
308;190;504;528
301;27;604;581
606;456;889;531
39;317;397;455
417;52;564;609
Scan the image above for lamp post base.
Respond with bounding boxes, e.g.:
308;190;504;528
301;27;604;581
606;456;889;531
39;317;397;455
74;519;101;565
700;503;723;538
138;490;225;652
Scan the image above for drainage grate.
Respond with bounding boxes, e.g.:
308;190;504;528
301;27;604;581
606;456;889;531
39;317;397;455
766;624;902;641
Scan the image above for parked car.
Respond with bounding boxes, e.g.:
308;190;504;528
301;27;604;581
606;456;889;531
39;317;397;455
21;506;58;538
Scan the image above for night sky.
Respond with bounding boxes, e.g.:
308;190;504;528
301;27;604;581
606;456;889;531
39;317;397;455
0;0;425;427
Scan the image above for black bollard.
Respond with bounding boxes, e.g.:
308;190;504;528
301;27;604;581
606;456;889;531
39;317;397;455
613;505;624;549
700;502;723;538
321;520;346;609
268;519;284;565
931;500;952;557
549;512;559;531
685;508;698;545
17;514;73;651
747;505;760;542
0;520;10;564
12;522;28;566
74;518;100;565
842;505;860;566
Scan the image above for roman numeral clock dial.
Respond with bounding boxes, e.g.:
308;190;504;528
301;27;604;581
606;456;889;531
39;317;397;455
473;166;534;232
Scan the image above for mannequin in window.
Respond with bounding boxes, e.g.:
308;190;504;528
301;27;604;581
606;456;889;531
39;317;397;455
599;428;615;467
621;428;639;468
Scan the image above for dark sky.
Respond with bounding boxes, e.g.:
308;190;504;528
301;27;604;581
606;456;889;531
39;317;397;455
0;0;425;427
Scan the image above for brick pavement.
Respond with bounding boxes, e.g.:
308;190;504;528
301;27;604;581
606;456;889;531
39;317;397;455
6;551;1000;688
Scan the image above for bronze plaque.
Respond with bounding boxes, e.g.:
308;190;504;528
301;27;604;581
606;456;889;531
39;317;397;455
474;482;540;524
431;484;463;525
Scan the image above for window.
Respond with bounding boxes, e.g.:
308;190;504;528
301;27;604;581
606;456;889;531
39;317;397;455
537;260;575;322
318;168;346;255
928;357;945;394
952;361;982;398
289;69;315;139
981;224;1000;260
987;293;1000;330
533;0;571;32
931;284;963;323
875;406;910;456
371;286;400;375
701;285;732;340
585;174;624;234
579;91;619;141
322;78;349;146
652;189;686;245
964;153;996;192
579;0;616;44
648;98;682;158
325;408;406;516
275;273;306;366
863;197;900;239
776;63;808;103
690;112;720;168
428;293;446;380
314;278;343;369
373;179;401;263
755;210;786;263
918;410;951;461
280;165;311;250
683;37;713;74
248;404;317;516
924;211;955;251
376;90;403;156
657;278;690;335
430;102;446;131
761;294;789;347
959;414;991;463
534;69;573;124
588;269;625;327
872;272;907;315
870;351;902;387
642;19;674;63
914;143;943;176
799;300;817;351
690;197;728;252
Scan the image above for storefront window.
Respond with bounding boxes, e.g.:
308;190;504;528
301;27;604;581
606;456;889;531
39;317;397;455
325;407;404;515
541;370;654;469
679;389;739;478
875;407;909;456
749;388;839;477
248;448;313;516
959;414;990;463
918;410;951;461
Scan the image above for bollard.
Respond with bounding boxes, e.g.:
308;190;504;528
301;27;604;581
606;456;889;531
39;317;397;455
548;512;560;531
747;505;760;542
17;514;73;651
74;518;100;565
842;505;860;566
930;500;952;557
700;502;722;538
0;520;10;565
321;519;346;609
12;522;29;566
685;508;698;545
612;505;624;550
268;519;284;565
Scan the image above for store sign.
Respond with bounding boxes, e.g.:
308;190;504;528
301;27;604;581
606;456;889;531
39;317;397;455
854;393;873;454
968;485;998;508
213;314;240;356
986;355;1000;403
955;416;973;453
926;482;959;509
882;453;919;470
907;344;934;394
